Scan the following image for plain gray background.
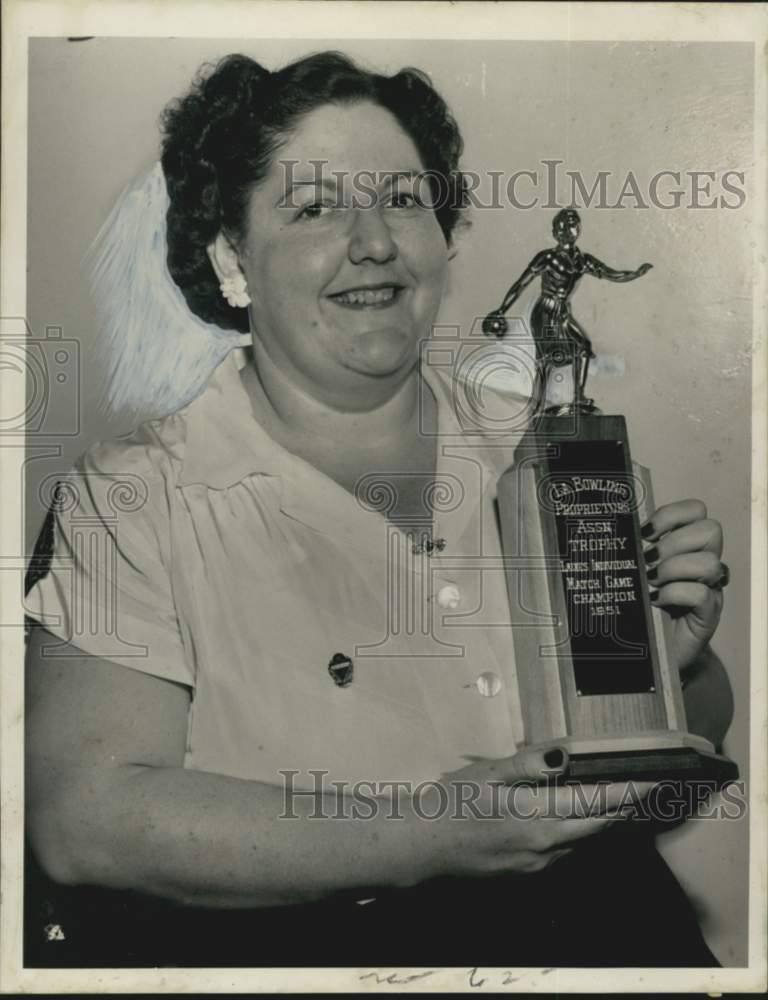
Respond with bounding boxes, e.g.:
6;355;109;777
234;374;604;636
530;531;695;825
24;37;752;964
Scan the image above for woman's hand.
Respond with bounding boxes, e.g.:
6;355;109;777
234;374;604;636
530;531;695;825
418;748;652;879
642;499;727;672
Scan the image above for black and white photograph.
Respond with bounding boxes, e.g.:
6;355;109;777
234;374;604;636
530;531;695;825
1;1;766;993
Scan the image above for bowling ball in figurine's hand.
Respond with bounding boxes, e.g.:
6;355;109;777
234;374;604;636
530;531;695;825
482;312;508;338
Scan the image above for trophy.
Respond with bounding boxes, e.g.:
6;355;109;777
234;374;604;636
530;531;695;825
484;209;738;786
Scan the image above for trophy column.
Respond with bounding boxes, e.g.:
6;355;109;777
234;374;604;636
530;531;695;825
497;412;738;786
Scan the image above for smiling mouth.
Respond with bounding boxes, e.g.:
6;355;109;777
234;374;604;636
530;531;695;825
328;285;403;308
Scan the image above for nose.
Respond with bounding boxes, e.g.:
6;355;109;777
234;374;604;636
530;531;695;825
348;206;398;265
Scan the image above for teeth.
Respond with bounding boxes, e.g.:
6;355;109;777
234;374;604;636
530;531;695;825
333;286;397;305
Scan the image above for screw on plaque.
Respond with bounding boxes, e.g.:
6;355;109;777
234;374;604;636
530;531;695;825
328;652;354;688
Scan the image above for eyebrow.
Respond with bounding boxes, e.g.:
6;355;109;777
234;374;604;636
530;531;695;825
275;177;341;208
275;169;423;208
380;169;419;181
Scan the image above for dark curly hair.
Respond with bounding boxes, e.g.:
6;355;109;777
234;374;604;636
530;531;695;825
161;52;470;332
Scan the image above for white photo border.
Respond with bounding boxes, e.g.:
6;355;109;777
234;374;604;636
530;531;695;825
2;0;766;993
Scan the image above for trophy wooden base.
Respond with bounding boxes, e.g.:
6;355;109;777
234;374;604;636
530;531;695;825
560;747;738;785
529;731;738;785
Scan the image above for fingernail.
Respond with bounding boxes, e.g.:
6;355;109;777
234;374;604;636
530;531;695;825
646;566;658;581
644;546;659;564
544;748;565;768
640;522;655;539
649;589;659;602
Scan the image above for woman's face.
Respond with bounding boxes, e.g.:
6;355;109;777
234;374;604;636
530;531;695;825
233;101;450;399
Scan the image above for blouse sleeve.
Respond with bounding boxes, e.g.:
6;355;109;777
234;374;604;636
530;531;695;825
24;435;194;688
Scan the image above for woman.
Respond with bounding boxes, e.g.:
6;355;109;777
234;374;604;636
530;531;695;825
24;52;733;968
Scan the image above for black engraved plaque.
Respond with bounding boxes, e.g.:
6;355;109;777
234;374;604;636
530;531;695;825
543;438;656;696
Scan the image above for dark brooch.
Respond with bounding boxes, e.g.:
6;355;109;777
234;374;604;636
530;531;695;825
328;652;354;688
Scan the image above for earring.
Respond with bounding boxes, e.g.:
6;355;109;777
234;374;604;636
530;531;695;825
219;273;251;308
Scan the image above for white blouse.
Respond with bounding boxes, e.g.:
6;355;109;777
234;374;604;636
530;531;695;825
26;349;530;789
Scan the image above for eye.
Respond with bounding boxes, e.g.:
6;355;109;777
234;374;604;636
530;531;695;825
385;191;421;209
295;200;338;222
383;180;435;211
389;191;414;208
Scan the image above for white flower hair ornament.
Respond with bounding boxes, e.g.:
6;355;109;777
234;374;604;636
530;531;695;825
86;161;252;421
